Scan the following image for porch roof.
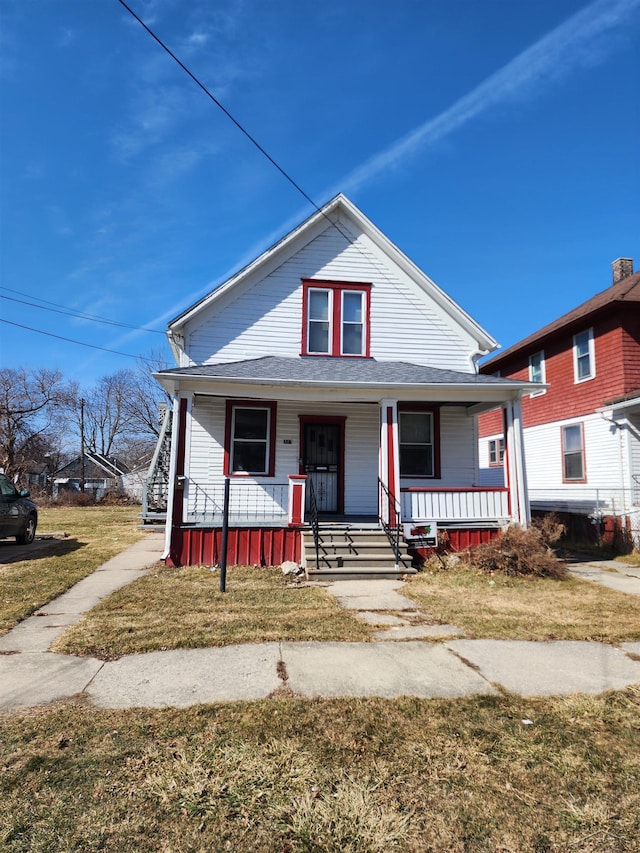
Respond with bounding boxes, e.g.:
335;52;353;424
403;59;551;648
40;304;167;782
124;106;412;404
155;356;538;404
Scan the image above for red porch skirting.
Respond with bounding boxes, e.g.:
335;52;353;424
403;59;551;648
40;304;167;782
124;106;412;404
408;526;500;562
167;526;302;568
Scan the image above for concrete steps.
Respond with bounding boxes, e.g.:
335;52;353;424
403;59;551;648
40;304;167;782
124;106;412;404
303;526;415;580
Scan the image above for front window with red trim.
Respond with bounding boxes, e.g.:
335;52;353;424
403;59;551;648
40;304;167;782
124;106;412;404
224;401;276;476
302;280;371;357
398;406;441;478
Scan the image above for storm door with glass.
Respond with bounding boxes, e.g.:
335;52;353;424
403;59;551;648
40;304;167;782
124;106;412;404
302;421;342;513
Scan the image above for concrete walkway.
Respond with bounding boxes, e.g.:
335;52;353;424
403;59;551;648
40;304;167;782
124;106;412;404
1;539;640;711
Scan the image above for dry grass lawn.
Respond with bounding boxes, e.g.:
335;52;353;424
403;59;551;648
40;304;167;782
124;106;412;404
52;565;371;658
0;506;144;636
1;690;639;852
403;561;640;643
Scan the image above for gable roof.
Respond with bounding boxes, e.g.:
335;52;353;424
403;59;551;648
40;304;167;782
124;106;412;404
167;194;499;357
54;450;129;479
482;270;640;370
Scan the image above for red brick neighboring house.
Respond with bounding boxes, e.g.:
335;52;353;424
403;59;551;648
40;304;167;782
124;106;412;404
478;258;640;546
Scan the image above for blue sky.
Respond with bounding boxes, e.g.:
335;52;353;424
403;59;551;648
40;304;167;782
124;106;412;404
1;0;638;386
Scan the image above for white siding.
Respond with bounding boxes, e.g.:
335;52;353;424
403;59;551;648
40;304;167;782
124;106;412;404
185;224;476;372
184;397;380;519
400;407;477;489
626;413;640;505
525;413;629;515
184;399;480;520
478;433;507;487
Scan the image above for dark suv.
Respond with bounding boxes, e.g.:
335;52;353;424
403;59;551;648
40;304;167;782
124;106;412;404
0;473;38;544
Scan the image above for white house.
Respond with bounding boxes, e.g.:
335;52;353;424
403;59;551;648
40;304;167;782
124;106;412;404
154;194;538;575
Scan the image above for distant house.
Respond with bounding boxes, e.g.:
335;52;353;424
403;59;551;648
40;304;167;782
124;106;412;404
53;451;129;501
478;258;640;546
153;194;538;573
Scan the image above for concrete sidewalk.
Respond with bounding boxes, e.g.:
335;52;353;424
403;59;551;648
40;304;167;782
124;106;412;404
1;539;640;711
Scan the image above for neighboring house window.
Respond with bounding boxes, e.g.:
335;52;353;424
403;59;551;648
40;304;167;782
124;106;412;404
302;280;371;357
573;329;595;382
224;401;277;476
562;423;586;482
528;350;546;395
398;407;440;477
488;437;505;466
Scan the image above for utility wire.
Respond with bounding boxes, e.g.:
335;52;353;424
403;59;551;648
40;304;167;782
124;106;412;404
0;317;145;360
117;0;323;216
0;291;165;333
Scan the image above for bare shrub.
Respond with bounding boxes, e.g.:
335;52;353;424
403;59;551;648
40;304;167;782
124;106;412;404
464;520;566;579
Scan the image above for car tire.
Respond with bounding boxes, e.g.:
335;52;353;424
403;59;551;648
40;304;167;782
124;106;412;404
16;515;36;545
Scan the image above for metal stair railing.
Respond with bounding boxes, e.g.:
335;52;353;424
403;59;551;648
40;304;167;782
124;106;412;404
308;477;320;571
142;406;172;518
378;477;402;570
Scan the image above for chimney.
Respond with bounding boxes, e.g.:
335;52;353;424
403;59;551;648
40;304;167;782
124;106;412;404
612;257;633;284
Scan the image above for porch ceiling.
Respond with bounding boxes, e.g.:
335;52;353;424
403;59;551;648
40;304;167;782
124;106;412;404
155;356;537;405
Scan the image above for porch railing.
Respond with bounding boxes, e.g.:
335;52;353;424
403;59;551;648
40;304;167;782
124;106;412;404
378;477;402;569
307;477;321;571
188;479;289;524
401;487;510;524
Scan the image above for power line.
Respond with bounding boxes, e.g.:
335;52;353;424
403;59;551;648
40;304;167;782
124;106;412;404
116;0;325;216
0;317;144;360
0;290;165;333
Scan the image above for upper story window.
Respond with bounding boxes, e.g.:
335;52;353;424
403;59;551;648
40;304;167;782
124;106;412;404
224;401;277;477
302;280;371;357
528;350;546;396
573;329;595;383
398;406;441;478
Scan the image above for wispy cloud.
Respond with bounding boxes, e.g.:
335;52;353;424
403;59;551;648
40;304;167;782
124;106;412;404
334;0;640;195
110;0;640;349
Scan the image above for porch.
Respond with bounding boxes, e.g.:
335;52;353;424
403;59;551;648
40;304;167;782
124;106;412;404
166;477;509;570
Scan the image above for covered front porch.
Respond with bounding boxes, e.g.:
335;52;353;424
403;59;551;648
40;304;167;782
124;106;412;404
154;358;535;568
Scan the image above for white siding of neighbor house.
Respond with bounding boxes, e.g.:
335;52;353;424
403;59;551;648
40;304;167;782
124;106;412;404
524;413;629;515
183;398;481;520
185;223;478;372
478;433;507;487
626;413;640;505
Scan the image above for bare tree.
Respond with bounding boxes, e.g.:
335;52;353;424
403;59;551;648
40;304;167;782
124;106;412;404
80;350;172;464
0;367;77;480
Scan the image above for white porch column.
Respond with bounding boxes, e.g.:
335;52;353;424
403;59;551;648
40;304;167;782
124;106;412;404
379;398;400;525
504;397;530;527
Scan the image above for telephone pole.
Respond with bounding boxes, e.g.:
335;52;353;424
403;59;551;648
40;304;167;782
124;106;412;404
80;398;85;493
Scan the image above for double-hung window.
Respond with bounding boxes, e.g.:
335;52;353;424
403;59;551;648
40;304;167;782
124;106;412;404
573;329;595;382
528;350;546;395
562;423;585;482
398;407;440;478
488;437;505;466
224;401;276;476
302;280;371;356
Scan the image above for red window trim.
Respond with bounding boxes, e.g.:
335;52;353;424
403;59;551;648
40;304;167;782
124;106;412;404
223;400;277;477
301;279;372;358
397;403;441;479
561;422;587;484
298;415;346;514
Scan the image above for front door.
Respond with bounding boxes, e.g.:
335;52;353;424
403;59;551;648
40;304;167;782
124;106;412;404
302;421;342;514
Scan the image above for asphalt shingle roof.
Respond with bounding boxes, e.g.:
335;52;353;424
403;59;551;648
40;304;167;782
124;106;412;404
158;356;525;387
